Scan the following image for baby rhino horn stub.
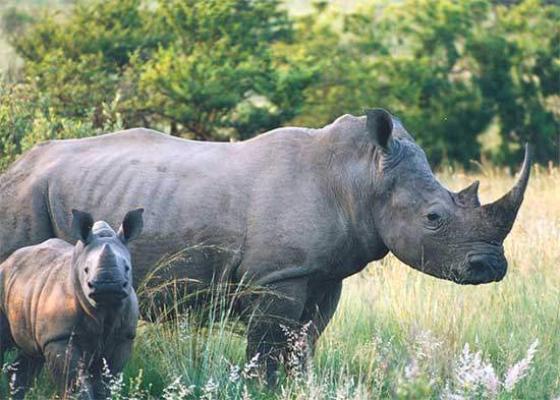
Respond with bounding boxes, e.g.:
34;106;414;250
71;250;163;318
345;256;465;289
99;243;117;265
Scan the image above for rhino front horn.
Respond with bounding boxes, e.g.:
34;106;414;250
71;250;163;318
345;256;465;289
482;143;532;238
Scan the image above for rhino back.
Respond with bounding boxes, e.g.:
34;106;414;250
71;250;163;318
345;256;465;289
1;119;385;289
4;128;326;285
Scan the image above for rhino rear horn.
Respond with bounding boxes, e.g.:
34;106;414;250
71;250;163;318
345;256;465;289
456;180;481;207
482;144;532;238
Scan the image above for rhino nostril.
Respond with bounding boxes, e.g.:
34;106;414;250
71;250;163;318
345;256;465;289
122;281;128;288
467;254;490;273
87;281;94;289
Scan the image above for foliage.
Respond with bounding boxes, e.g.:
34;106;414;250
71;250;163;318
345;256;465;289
288;0;559;166
0;0;557;166
0;81;123;170
5;0;314;140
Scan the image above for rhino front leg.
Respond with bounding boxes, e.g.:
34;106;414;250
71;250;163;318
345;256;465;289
90;339;134;399
286;280;342;377
6;352;43;400
43;340;93;399
0;311;14;370
301;280;343;352
244;278;308;386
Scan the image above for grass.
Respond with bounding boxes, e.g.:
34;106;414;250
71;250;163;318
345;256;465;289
1;165;559;399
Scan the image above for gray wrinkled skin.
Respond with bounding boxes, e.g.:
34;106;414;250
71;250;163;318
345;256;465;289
0;209;143;399
0;109;530;384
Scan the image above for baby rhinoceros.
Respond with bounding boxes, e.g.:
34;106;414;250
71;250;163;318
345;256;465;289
0;208;144;399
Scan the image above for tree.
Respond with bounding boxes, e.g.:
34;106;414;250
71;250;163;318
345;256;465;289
288;0;558;166
468;0;559;164
9;0;314;140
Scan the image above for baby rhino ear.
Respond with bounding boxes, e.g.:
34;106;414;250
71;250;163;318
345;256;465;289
71;209;94;244
366;108;394;151
118;208;144;243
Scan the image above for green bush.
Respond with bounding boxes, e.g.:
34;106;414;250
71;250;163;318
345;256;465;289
0;81;123;170
0;0;558;168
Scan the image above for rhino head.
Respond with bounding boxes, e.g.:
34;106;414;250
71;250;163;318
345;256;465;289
368;109;531;284
71;208;144;306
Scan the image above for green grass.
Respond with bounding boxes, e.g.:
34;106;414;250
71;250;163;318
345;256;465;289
1;167;559;399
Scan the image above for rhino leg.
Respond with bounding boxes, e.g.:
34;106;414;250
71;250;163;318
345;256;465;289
6;353;43;400
0;311;14;369
0;177;55;264
90;339;134;399
300;280;343;351
275;280;342;378
43;340;93;398
244;278;308;387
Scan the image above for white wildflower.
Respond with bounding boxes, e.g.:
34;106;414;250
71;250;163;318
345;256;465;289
454;343;499;397
447;338;539;398
412;330;441;361
241;384;252;400
228;363;241;383
504;339;539;392
280;321;312;380
242;353;260;379
201;377;219;400
162;376;195;400
404;357;420;381
97;358;125;399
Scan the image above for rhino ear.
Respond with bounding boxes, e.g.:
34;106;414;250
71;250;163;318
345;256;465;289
71;209;94;244
456;181;481;207
366;108;394;151
118;208;144;243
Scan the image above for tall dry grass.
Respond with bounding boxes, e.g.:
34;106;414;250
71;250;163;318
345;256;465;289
2;166;559;399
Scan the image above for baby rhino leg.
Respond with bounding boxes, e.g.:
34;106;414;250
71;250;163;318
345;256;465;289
0;311;14;370
43;340;93;399
91;339;134;399
6;352;43;400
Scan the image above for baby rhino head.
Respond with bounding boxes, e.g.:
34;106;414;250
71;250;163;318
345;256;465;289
71;208;144;307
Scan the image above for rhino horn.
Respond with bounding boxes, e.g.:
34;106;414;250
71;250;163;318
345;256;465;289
99;244;116;264
482;144;532;238
456;180;481;207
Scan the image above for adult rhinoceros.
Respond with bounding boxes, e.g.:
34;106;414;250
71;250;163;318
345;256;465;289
0;109;530;383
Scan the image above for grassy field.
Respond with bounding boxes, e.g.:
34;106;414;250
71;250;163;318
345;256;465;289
1;165;558;399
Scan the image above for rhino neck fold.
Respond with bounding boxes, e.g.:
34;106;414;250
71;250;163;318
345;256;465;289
324;149;389;275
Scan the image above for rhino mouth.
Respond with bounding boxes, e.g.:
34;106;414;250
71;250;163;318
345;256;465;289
88;281;129;304
454;253;507;285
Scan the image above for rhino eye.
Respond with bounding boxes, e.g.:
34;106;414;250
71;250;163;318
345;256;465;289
125;266;130;272
427;212;441;222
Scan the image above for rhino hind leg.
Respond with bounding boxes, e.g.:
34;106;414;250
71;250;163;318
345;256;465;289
244;278;308;386
6;352;43;400
0;176;56;264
